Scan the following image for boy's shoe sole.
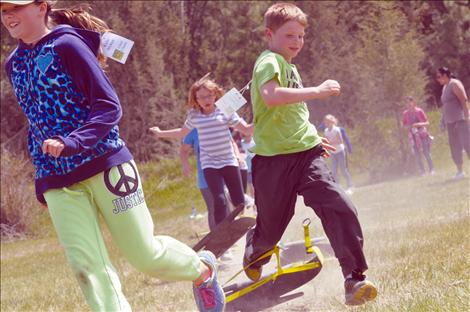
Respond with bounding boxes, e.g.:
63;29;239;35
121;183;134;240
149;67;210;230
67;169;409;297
244;265;263;282
243;256;263;282
345;280;377;306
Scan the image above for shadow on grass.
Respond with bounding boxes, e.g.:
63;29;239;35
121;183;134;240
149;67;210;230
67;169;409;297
224;240;329;312
224;267;320;312
226;291;305;312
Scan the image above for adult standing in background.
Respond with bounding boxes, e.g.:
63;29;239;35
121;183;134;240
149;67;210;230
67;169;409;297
436;67;470;179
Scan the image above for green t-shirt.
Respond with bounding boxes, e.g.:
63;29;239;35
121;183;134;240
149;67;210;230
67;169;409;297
250;50;322;156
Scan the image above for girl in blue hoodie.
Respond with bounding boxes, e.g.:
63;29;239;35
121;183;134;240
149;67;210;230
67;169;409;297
1;1;225;311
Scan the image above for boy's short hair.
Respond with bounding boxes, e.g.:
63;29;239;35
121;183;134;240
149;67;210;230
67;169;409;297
264;2;308;31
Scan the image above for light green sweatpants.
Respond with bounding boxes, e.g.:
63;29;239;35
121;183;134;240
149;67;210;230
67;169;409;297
44;161;201;312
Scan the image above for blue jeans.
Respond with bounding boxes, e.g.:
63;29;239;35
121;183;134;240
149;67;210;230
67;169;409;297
331;150;352;188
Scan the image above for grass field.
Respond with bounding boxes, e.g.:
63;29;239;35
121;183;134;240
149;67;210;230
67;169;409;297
1;114;469;311
2;159;468;312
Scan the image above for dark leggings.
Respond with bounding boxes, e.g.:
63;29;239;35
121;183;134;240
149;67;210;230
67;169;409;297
203;166;245;225
240;168;248;193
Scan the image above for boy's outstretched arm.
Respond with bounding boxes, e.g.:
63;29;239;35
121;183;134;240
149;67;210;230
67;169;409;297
149;126;191;140
261;79;340;107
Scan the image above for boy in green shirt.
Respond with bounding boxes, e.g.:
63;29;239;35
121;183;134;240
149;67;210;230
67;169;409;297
244;3;377;306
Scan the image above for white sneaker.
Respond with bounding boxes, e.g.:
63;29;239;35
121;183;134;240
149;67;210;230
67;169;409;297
429;170;436;176
345;188;354;195
453;171;465;180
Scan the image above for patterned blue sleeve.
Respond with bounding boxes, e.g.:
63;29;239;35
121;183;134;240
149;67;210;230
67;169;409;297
54;34;122;156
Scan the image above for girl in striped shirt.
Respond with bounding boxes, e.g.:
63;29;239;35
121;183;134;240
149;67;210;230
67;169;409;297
151;76;253;225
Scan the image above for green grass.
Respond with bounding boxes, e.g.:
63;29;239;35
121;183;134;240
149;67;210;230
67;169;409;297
1;110;470;311
3;161;468;312
357;177;470;312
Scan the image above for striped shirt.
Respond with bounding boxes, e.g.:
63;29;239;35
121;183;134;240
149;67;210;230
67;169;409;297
185;108;242;169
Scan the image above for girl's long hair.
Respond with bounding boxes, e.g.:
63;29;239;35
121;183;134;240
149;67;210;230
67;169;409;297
187;73;225;111
41;1;110;67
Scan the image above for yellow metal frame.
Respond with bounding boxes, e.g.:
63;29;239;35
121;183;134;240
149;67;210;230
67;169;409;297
224;218;323;303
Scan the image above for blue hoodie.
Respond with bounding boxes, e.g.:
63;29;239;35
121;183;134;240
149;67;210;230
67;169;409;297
5;25;132;203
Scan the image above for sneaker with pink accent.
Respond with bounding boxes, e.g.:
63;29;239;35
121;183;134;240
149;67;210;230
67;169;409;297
192;251;225;312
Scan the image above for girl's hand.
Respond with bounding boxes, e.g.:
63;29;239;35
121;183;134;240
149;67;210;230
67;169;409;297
42;138;65;158
149;126;162;136
320;137;336;158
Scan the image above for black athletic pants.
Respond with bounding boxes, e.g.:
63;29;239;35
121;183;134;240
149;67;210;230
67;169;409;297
244;145;368;278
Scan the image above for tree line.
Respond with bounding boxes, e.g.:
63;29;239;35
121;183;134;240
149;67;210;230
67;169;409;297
1;0;469;178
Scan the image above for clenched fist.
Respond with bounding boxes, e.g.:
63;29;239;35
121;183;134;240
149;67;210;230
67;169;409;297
316;80;341;98
42;138;65;158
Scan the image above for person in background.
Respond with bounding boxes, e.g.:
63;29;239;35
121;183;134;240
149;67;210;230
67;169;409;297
1;1;224;311
436;67;470;179
402;96;434;175
341;126;353;156
180;129;235;261
318;121;352;164
150;75;253;227
180;128;227;231
240;131;256;201
231;130;255;210
324;114;354;194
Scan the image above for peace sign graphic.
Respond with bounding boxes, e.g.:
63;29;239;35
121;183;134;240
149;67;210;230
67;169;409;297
104;162;139;197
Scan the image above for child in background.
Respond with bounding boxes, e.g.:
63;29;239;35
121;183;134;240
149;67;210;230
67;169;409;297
232;130;249;193
150;75;253;226
240;131;256;203
180;128;225;230
324;114;353;194
1;1;224;311
244;2;377;306
402;96;434;175
231;130;256;210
